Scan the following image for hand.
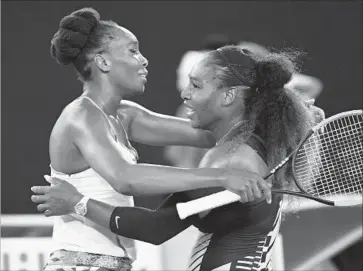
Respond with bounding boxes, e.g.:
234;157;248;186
222;169;272;204
305;99;325;125
31;176;83;217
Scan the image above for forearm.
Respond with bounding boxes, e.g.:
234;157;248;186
84;198;116;229
109;205;196;245
121;164;226;196
84;194;196;245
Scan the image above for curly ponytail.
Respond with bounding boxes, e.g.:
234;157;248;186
206;45;315;190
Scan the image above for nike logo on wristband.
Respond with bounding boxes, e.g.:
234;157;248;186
115;216;121;229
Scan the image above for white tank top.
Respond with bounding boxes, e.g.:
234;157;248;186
50;96;138;260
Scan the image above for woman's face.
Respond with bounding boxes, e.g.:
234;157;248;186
102;26;148;96
181;57;224;129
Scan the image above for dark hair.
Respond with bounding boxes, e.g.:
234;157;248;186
50;7;119;81
206;45;315;190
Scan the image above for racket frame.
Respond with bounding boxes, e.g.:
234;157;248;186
176;110;363;219
266;128;336;206
281;110;363;205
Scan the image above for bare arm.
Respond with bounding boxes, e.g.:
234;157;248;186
118;100;215;148
164;104;209;168
31;181;196;245
184;143;271;219
70;103;268;197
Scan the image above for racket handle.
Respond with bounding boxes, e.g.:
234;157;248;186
176;190;241;219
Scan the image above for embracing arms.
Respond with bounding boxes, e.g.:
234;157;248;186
31;179;196;245
69;102;270;197
30;142;272;244
117;100;215;148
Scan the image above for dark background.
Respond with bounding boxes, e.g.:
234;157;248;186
1;1;362;213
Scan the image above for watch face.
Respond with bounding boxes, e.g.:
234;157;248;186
75;203;87;216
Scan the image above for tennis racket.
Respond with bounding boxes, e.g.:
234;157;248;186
177;110;363;219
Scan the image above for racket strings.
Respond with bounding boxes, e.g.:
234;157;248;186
294;113;363;198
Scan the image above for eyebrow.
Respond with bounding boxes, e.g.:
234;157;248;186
188;75;200;81
128;41;139;46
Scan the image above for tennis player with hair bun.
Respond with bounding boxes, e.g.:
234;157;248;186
32;14;325;269
30;7;272;271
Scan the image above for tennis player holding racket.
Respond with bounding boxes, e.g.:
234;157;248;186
32;45;323;270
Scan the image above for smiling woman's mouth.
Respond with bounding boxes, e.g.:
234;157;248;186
139;74;147;82
185;108;195;118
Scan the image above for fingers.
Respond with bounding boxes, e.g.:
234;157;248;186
36;204;55;217
44;175;52;184
31;195;48;203
37;203;49;212
258;179;272;204
44;175;64;185
44;209;54;217
250;182;262;199
31;186;51;194
239;192;249;203
244;187;255;202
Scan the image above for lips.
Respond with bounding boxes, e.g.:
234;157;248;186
183;103;195;118
183;102;193;110
138;70;148;78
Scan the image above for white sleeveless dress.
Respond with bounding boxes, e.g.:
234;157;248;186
45;96;138;270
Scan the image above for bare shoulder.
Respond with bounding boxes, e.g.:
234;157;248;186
118;100;149;117
219;141;269;176
57;98;107;134
117;100;149;129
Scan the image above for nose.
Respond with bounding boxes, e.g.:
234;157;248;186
181;86;191;100
140;53;148;67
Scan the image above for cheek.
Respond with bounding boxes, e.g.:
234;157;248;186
196;102;211;115
193;95;215;120
113;60;139;83
115;55;138;71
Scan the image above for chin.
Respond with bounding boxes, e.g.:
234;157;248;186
127;86;145;97
190;119;202;129
136;87;145;94
137;84;146;93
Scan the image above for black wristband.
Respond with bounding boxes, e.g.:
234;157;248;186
109;206;124;233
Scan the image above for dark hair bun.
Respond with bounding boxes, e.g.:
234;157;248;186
50;8;100;65
255;54;294;89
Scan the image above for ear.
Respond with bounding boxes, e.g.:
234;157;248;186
221;86;249;106
221;87;237;106
94;54;111;73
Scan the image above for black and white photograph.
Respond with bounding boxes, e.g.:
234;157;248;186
1;1;362;271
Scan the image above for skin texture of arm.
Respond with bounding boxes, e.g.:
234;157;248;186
163;104;209;168
67;101;271;199
118;100;215;148
67;140;265;242
183;141;271;218
32;180;196;245
69;102;228;196
31;140;271;241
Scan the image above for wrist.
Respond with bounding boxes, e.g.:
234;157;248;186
217;169;227;187
74;195;90;216
71;193;84;208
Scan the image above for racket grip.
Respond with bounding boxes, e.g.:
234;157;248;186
176;190;241;220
